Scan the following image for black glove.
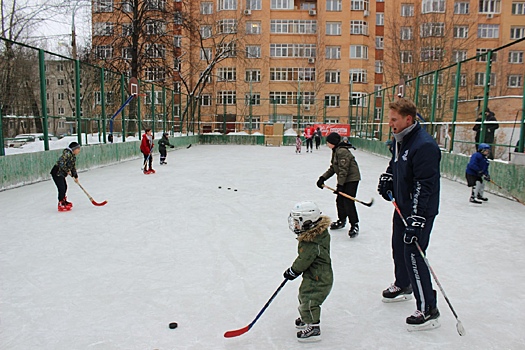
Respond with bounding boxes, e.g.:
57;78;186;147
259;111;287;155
316;176;325;189
170;145;174;148
404;215;426;244
334;184;344;195
377;173;393;201
283;267;300;280
483;174;490;181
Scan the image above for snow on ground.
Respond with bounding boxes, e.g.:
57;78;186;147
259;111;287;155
1;145;524;350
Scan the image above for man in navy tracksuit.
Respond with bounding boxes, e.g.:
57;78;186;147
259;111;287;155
377;98;441;331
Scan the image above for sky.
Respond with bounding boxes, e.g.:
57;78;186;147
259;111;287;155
1;144;525;349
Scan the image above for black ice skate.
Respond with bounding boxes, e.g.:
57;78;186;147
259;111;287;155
470;196;482;204
295;317;306;329
348;223;359;238
406;307;440;332
330;220;346;230
297;323;321;342
477;195;488;201
382;284;413;303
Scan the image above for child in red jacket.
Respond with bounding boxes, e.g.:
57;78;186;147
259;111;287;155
140;128;155;174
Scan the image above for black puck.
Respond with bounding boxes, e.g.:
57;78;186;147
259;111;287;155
227;187;231;190
169;322;178;329
234;189;238;191
218;186;222;189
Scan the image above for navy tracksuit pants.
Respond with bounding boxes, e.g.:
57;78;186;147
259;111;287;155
392;213;436;312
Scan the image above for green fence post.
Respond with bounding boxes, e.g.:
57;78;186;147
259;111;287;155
138;78;142;137
121;74;126;141
162;86;166;133
450;62;462;153
479;50;493;146
100;68;106;143
519;73;525;153
379;90;385;142
38;49;50;151
0;106;4;156
430;70;439;136
151;84;156;135
74;58;82;145
348;81;353;128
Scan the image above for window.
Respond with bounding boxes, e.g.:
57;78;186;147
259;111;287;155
200;70;212;83
349;69;367;83
350;45;368;59
452;50;467;62
271;44;316;57
326;46;341;59
174;12;183;25
271;20;317;34
401;27;413;40
217;90;237;105
451;73;467;86
325;70;340;83
145;67;165;82
376;13;384;26
478;24;499;38
217;19;237;34
270;68;316;81
454;1;469;14
58;107;65;115
217;67;237;82
122;24;133;36
174;58;181;71
145;0;166;11
245;69;261;82
174;36;182;48
201;2;213;14
454;26;469;38
401;51;413;63
351;92;368;107
145;20;166;35
325;94;340;107
420;47;444;61
271;0;293;9
351;0;367;10
94;22;114;36
326;0;342;11
247;0;262;10
246;46;261;58
351;21;368;35
145;91;163;105
511;27;525;39
94;0;113;12
421;23;445;37
422;0;445;13
374;85;383;97
326;22;342;35
401;4;414;16
145;44;166;58
57;93;65;100
218;42;236;57
122;47;132;59
201;48;212;60
96;45;113;59
245;93;261;105
509;51;524;63
201;25;212;39
246;21;261;34
421;73;443;85
376;36;384;49
508;75;523;88
512;2;525;14
375;60;383;73
201;94;212;106
476;48;497;62
479;0;501;13
474;72;496;86
122;1;133;12
218;0;237;10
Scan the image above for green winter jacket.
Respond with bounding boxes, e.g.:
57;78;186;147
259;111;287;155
53;148;78;178
292;216;333;303
321;144;361;185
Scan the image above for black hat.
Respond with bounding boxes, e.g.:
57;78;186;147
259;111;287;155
326;132;341;145
68;142;80;150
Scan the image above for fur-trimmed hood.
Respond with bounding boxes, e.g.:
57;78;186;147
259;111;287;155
297;216;331;242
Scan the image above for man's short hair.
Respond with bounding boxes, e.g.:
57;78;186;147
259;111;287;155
389;98;417;120
145;128;151;133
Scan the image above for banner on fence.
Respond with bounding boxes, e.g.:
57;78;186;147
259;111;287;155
313;124;351;137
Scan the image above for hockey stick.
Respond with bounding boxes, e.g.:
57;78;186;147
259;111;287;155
323;185;374;207
76;182;107;206
186;144;192;149
489;179;525;205
387;191;466;336
224;279;288;338
141;153;151;171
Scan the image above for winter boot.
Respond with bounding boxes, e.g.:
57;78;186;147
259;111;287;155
348;223;359;238
63;196;73;209
382;284;413;303
330;219;346;230
295;317;306;329
297;323;321;342
148;168;156;174
58;200;71;212
406;306;440;331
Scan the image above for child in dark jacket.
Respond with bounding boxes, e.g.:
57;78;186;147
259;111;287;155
284;201;333;343
50;142;81;211
158;132;175;165
466;143;491;204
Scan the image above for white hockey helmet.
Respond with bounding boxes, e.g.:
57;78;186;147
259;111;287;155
288;201;321;234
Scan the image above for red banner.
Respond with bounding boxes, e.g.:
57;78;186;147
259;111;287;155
313;124;351;137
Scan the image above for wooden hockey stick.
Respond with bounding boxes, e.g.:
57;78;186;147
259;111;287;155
323;184;374;207
76;182;107;206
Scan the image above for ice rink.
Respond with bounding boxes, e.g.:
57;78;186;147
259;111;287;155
1;144;524;349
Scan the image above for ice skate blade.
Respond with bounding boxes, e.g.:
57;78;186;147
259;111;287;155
407;319;441;332
297;335;321;343
382;294;412;303
295;324;307;330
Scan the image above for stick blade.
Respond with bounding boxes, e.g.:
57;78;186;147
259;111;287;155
224;325;250;338
186;144;192;149
456;320;466;336
91;200;108;206
364;198;374;207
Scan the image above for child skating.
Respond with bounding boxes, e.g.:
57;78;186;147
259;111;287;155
158;132;175;165
295;135;302;153
50;142;81;211
466;143;491;204
140;128;155;174
284;201;333;342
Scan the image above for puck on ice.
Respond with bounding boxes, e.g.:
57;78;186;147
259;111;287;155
218;186;222;189
169;322;178;329
234;189;238;191
227;187;231;190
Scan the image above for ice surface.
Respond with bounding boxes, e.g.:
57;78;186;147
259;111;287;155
1;145;524;349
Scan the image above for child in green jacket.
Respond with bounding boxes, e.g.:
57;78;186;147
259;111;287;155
284;201;333;342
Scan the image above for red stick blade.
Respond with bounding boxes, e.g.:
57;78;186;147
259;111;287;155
92;200;108;206
224;325;250;338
